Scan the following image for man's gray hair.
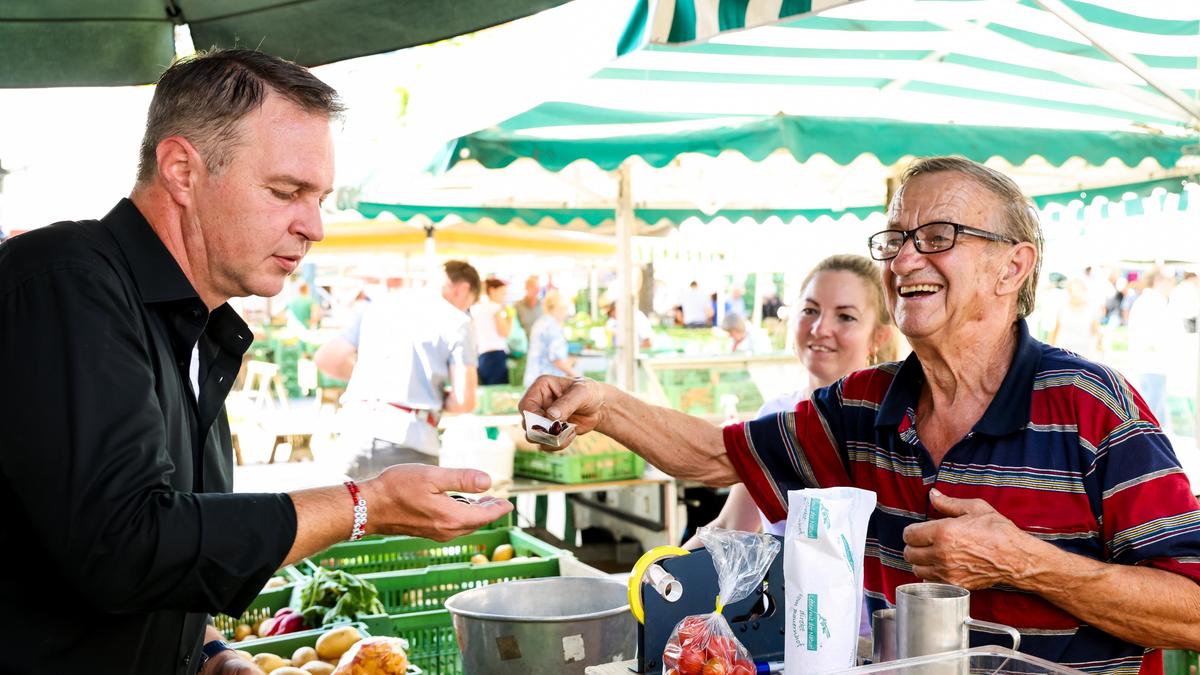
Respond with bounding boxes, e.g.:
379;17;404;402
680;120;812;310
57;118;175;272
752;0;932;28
136;48;344;184
900;156;1043;318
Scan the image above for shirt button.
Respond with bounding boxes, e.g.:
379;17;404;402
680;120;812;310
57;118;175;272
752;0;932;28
191;309;201;318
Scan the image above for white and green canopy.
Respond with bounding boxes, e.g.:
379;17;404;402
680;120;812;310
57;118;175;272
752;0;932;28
357;0;1198;232
443;0;1200;172
356;0;1200;386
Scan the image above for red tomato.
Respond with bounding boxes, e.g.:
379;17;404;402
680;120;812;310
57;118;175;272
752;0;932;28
677;615;709;646
702;657;729;675
705;635;739;662
677;647;706;675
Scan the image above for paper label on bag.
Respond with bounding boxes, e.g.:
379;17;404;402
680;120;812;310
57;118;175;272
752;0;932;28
784;486;876;674
806;500;821;538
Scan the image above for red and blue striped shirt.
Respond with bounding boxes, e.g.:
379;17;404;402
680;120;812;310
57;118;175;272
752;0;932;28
724;320;1200;675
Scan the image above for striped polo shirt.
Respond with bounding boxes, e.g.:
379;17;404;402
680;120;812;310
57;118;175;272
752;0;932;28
724;319;1200;675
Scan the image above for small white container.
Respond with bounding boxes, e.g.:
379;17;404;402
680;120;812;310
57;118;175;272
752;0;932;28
440;415;515;488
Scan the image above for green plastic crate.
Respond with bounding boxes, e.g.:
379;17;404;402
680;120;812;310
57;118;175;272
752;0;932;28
361;556;560;615
219;553;559;637
1164;650;1198;675
236;621;370;657
513;448;646;483
475;384;525;414
237;622;423;674
366;610;460;675
299;527;563;576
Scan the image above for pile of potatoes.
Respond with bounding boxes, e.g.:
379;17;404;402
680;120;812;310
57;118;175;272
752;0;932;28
468;543;516;565
231;614;281;643
240;625;364;674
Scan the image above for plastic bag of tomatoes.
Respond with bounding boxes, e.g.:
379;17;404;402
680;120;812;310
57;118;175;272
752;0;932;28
662;528;780;675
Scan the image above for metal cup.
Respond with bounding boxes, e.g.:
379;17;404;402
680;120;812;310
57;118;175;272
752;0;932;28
896;583;1020;658
871;608;898;663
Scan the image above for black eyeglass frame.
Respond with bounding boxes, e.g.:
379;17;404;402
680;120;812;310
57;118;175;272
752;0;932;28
867;221;1020;261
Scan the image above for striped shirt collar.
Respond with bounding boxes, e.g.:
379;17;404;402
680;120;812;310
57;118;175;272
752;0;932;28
875;318;1042;436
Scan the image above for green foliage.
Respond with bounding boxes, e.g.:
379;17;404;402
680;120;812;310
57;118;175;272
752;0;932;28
290;567;387;627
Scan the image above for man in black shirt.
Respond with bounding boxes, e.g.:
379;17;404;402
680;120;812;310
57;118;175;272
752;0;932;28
0;50;511;675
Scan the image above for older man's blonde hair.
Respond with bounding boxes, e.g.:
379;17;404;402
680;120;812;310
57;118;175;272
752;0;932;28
542;290;567;315
899;156;1043;318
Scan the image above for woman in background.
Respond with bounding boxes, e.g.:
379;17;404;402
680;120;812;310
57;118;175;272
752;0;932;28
523;291;578;387
472;278;513;385
687;254;897;542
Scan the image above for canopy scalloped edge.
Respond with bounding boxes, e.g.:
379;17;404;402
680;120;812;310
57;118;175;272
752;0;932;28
445;114;1200;174
356;174;1196;228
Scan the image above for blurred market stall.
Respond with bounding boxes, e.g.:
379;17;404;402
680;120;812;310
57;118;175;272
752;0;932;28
354;0;1200;389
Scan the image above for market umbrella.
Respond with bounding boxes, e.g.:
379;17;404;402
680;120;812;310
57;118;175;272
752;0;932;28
357;0;1200;387
0;0;575;87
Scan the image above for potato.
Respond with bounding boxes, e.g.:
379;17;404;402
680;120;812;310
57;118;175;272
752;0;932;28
268;669;308;675
234;650;254;662
491;544;515;562
315;625;363;660
234;624;253;641
301;662;335;674
469;553;488;564
292;646;318;667
253;652;286;673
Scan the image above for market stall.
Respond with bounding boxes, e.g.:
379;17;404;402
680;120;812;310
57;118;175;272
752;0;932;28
356;0;1200;391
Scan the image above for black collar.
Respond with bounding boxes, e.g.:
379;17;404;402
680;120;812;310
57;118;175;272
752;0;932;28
101;198;198;305
99;198;252;358
875;318;1042;436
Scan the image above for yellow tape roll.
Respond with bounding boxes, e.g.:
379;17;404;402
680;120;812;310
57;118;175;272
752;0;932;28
627;545;690;624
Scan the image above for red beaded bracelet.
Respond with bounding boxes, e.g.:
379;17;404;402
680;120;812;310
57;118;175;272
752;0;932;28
345;480;367;541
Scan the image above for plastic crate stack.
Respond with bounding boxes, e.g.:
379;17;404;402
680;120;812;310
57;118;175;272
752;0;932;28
220;527;567;675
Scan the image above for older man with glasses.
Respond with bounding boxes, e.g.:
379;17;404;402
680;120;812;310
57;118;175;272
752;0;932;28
520;156;1200;671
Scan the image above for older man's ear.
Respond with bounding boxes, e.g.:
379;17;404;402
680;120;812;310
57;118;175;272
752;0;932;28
996;243;1038;300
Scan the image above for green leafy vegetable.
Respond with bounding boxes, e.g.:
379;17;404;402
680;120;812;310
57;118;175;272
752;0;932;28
289;567;387;626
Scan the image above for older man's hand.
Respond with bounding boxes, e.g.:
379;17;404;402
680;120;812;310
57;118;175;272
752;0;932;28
518;375;607;444
902;488;1035;590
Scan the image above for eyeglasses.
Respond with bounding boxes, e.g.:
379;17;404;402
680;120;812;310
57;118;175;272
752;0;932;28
867;221;1019;261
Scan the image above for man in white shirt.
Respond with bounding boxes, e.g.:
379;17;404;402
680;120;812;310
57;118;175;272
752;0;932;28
315;260;480;478
681;281;713;327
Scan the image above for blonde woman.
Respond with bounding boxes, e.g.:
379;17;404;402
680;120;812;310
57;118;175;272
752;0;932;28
686;254;896;543
523;291;578;388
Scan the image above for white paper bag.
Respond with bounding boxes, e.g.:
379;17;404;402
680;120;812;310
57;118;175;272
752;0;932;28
785;486;876;674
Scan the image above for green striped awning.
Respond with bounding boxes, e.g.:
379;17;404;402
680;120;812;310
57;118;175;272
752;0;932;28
358;0;1200;231
357;175;1198;230
445;0;1200;172
355;200;884;229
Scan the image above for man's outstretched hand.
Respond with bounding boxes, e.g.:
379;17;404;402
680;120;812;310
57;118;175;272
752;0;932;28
362;465;513;541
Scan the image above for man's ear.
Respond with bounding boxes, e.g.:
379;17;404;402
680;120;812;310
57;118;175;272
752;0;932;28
155;136;203;207
997;242;1037;297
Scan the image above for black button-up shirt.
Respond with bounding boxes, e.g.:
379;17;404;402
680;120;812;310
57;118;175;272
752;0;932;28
0;200;297;674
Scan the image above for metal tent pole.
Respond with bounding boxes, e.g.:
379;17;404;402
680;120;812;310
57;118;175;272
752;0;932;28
616;161;637;391
1034;0;1200;127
